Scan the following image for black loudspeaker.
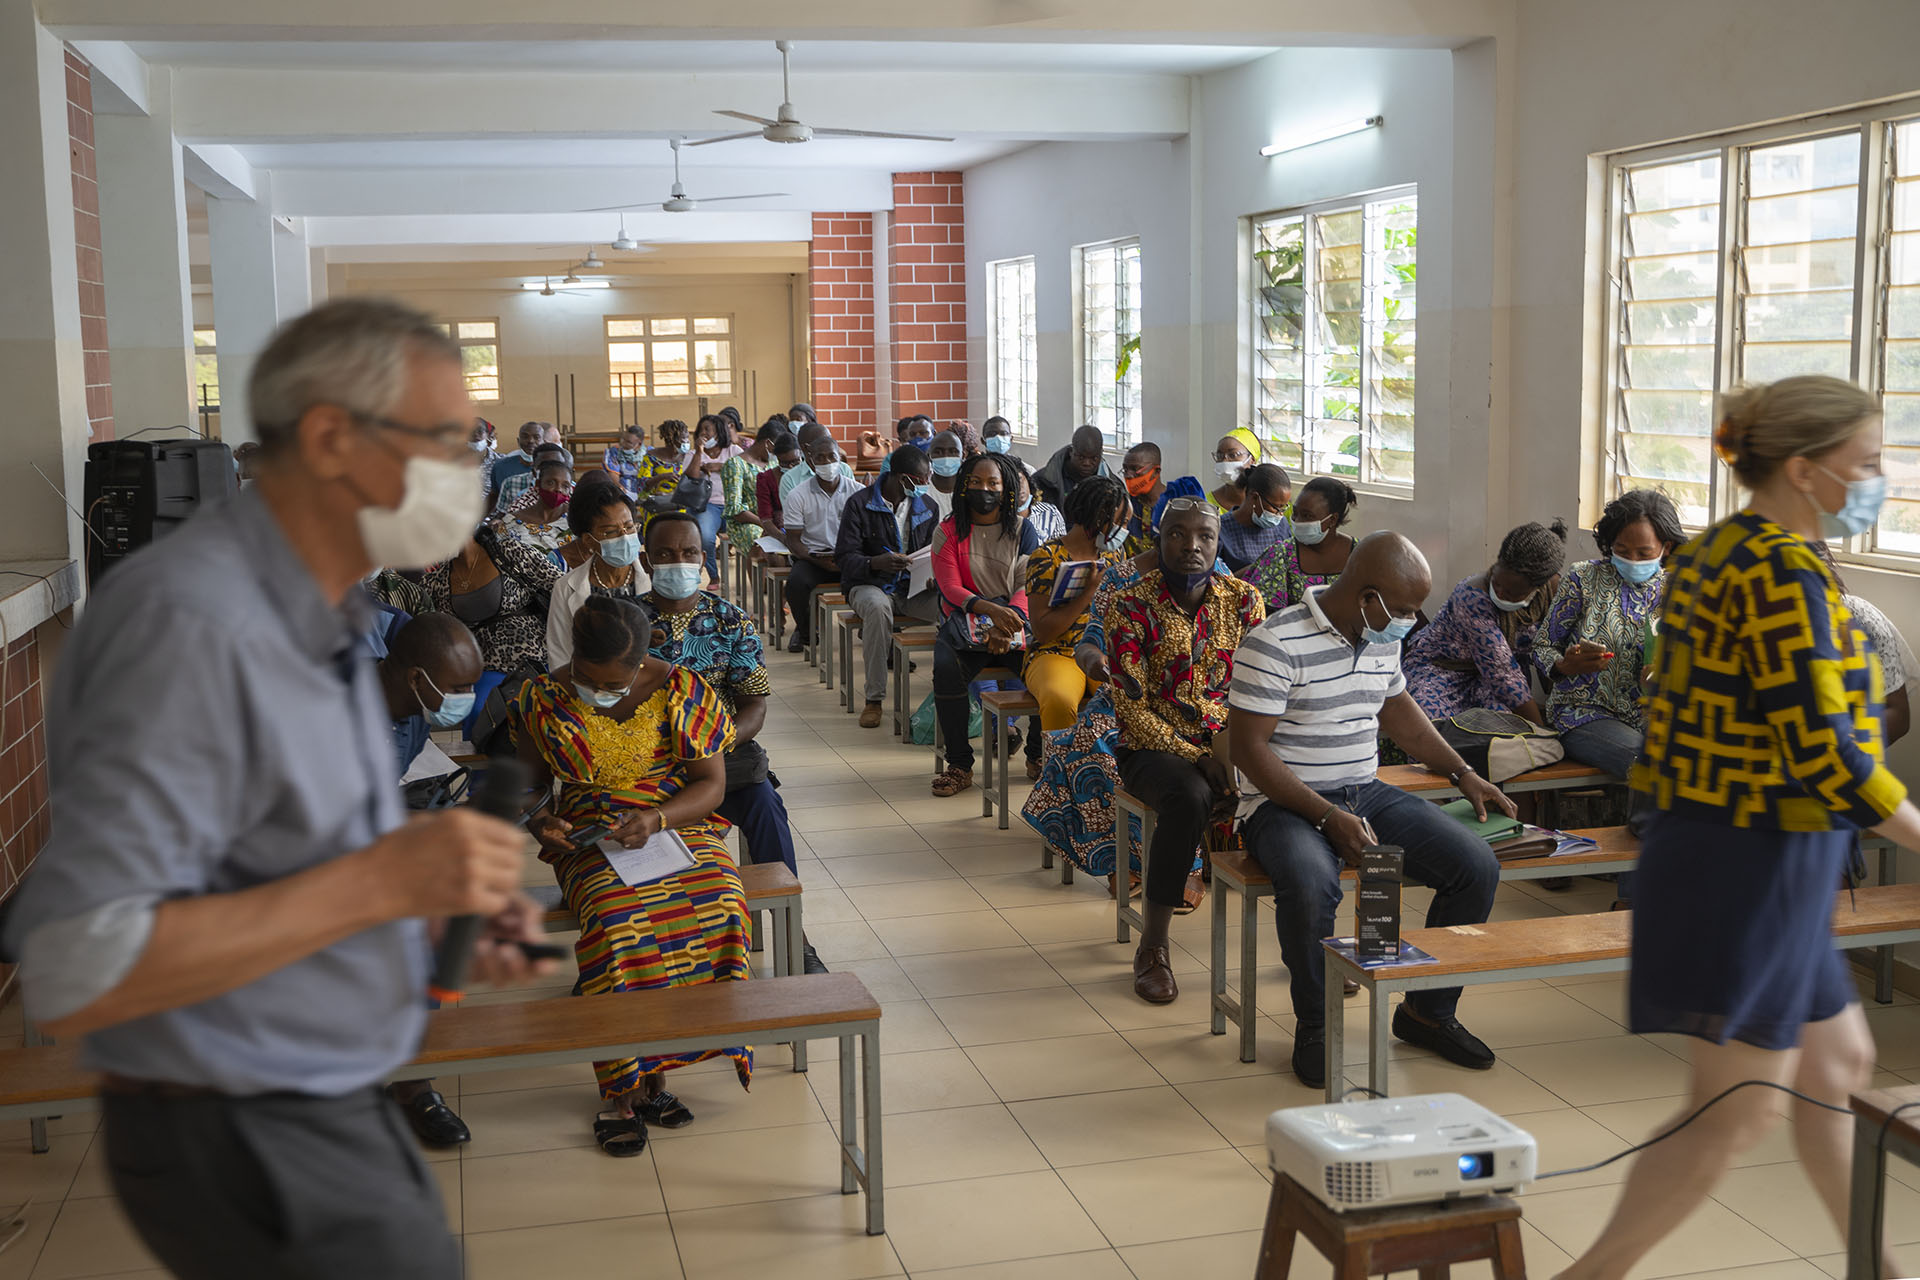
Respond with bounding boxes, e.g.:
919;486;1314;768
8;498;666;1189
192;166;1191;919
83;437;237;581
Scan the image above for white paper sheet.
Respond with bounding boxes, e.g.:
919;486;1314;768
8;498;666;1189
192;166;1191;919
906;543;936;597
599;829;697;888
400;740;458;785
755;534;790;555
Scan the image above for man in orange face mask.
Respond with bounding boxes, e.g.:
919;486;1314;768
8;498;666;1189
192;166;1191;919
1120;441;1205;541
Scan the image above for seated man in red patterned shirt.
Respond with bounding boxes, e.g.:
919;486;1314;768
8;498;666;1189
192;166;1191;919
1105;499;1266;1005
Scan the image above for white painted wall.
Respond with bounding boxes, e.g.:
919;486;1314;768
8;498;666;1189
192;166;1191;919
332;269;806;435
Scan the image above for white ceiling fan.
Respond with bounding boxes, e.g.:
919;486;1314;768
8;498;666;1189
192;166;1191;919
689;41;955;147
584;137;789;215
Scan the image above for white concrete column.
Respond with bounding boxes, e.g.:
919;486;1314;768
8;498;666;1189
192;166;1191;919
0;2;90;561
273;216;311;322
96;65;196;436
205;171;278;445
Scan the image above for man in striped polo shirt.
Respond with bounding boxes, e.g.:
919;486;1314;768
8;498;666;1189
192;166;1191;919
1228;532;1515;1089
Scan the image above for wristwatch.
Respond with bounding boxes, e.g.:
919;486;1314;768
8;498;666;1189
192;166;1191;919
1313;805;1339;833
1448;765;1476;787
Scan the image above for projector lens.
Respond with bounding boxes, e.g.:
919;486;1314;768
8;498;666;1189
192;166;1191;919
1457;1152;1492;1180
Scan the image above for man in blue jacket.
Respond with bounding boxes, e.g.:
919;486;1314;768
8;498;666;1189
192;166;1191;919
836;444;937;728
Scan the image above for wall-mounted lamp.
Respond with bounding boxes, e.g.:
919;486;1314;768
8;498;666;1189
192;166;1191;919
519;279;611;291
1259;115;1384;158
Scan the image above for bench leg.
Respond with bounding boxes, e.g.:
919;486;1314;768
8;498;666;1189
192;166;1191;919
29;1116;48;1155
1875;845;1895;1005
1848;1107;1885;1280
1115;810;1133;944
1324;962;1346;1103
863;1026;885;1235
839;1033;859;1196
1369;988;1393;1101
1238;883;1260;1064
1210;876;1229;1036
789;899;808;1073
997;714;1011;830
1061;857;1073;886
981;713;995;820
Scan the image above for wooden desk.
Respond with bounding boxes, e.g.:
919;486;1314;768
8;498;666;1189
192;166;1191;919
1848;1083;1920;1278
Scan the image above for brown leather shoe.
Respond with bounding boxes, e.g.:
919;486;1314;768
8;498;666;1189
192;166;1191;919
859;701;884;729
1132;944;1178;1004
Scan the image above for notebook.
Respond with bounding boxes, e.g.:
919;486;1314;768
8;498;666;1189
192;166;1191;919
599;829;697;888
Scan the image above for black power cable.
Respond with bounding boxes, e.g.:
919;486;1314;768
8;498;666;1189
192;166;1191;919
1537;1078;1850;1181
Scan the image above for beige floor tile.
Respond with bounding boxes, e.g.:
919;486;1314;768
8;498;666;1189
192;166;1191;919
1440;1221;1577;1279
1176;1073;1323;1147
1031;936;1207;985
1009;1085;1228;1167
1498;1105;1640;1190
1450;983;1630;1048
0;1210;56;1280
998;900;1130;946
1558;972;1631;1025
870;910;1027;957
0;1131;88;1205
816;955;922;1002
880;1170;1108;1272
460;1144;664;1231
870;999;962;1053
1073;976;1217;1032
964;870;1103;910
1714;1158;1920;1254
1120;1021;1295;1084
764;764;863;789
798;886;867;924
881;1103;1051;1186
779;782;887;810
1372;1056;1568;1115
1059;1147;1270;1247
651;1119;852;1211
802;826;932;857
1519;1183;1796;1276
455;1061;598;1095
803;1046;1000;1116
430;1156;462;1233
845;879;992;919
457;1082;599;1158
912;1250;1133;1280
964;1030;1166;1102
668;1192;903;1280
1865;1002;1920;1070
806;920;895;962
1502;1034;1693;1107
644;1064;825;1139
938;842;1063;877
1806;1253;1847;1278
792;803;911;834
929;986;1108;1046
910;817;1049;848
1581;1095;1802;1171
1118;1229;1264;1280
462;1212;683;1280
29;1195;160;1280
819;850;959;886
896;946;1066;999
1648;1263;1828;1280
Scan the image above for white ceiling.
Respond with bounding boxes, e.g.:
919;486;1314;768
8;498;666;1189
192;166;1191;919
230;137;1032;172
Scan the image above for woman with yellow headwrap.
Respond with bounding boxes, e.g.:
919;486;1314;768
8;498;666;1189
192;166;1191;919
1208;428;1265;512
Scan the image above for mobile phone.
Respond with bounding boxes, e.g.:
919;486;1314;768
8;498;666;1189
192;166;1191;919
515;940;568;962
568;823;610;852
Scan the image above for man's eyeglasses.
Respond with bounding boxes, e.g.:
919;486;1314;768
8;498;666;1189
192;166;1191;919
351;409;477;461
1161;498;1220;519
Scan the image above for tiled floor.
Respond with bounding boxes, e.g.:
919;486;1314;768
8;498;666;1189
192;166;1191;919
4;642;1920;1279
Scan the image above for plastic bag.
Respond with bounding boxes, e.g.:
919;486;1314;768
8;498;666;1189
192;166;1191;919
908;690;983;745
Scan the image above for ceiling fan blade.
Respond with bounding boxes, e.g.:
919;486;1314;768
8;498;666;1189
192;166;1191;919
812;127;957;142
685;192;790;204
578;201;662;213
714;109;779;126
687;131;761;148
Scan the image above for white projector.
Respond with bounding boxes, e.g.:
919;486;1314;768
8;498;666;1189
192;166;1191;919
1266;1093;1537;1211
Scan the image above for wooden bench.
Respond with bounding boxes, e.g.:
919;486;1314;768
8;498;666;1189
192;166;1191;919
1323;882;1920;1101
810;589;848;681
760;564;793;649
1376;759;1607;798
1207;828;1641;1063
836;610;865;710
0;974;889;1234
1847;1082;1920;1278
889;627;938;740
979;688;1040;829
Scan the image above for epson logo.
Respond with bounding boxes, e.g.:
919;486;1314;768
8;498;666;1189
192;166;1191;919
1411;1167;1439;1178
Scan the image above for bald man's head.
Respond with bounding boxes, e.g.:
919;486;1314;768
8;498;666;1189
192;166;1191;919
794;421;830;451
382;613;484;724
1067;425;1105;480
1325;531;1431;641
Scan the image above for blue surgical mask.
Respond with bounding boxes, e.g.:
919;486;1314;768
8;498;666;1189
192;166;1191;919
1361;591;1417;646
426;691;475;730
1610;553;1662;585
983;435;1011;455
911;437;932;452
1292;516;1328;547
915;484;937;500
1254;505;1287;530
1488;586;1533;613
596;532;639;567
574;682;627;709
1102;525;1131;552
651;561;703;601
1810;465;1888;539
931;456;963;478
1163;568;1212;594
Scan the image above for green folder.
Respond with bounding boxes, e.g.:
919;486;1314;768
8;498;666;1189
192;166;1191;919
1438;798;1526;844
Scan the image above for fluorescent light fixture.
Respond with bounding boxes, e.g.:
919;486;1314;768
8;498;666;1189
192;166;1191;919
520;279;610;290
1260;115;1384;158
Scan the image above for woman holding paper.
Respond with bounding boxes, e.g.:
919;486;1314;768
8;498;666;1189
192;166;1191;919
514;595;751;1160
1022;475;1130;778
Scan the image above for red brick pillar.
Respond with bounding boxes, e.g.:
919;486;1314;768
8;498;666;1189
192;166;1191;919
67;47;112;442
887;172;967;423
807;213;877;449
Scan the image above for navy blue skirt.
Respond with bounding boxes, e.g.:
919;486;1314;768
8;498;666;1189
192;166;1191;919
1628;812;1856;1050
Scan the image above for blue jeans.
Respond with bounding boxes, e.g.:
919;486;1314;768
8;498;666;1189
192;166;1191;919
1559;715;1641;780
715;776;797;873
693;504;725;577
1244;780;1500;1028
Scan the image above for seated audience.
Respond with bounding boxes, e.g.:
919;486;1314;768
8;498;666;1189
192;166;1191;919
495;440;571;513
1404;519;1569;722
721;419;786;561
1843;594;1915;745
1034;424;1112;509
929;453;1040;797
1207;428;1264;511
1023;475;1130;775
687;413;739;577
517;597;751;1156
1217;463;1294;572
487;420;544;509
754;430;802;539
788;401;818;425
549;480;651;665
635;419;693;510
421;525;561;678
837;445;939;729
778;420;834;504
1008;457;1065;544
898;415;936;450
782;435;854;652
373;613;485;1148
1535;488;1683;784
1242;475;1359;612
1120;441;1205;539
602;424;647;501
1228;532;1513;1088
980;415;1017;457
1107;499;1266;1001
497;455;575;561
925;430;966;518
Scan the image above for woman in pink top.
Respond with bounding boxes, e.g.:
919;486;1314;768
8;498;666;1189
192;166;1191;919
929;453;1041;796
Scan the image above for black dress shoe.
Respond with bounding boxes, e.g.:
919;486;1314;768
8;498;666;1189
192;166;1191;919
1292;1024;1327;1090
787;634;807;653
803;942;829;974
1391;1006;1495;1070
400;1088;471;1147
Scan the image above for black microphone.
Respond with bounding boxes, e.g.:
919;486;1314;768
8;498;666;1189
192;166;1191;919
427;758;531;1003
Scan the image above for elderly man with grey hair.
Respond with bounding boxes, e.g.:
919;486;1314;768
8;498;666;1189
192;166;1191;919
0;297;554;1279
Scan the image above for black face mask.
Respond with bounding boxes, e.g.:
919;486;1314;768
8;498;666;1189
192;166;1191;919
965;489;1002;516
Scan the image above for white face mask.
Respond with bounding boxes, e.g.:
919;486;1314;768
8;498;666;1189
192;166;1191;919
1215;459;1248;483
357;455;485;570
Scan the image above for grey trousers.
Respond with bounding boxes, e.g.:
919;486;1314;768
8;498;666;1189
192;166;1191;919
103;1086;460;1280
848;583;898;704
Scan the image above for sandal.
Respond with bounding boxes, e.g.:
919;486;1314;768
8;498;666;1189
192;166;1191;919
1105;871;1143;901
634;1089;695;1130
931;767;974;797
593;1111;648;1158
1025;757;1042;782
1174;870;1206;915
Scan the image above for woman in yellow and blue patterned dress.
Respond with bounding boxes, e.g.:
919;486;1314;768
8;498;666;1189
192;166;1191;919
1562;376;1920;1280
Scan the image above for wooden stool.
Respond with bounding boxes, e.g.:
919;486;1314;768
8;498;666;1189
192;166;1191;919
1257;1173;1526;1279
